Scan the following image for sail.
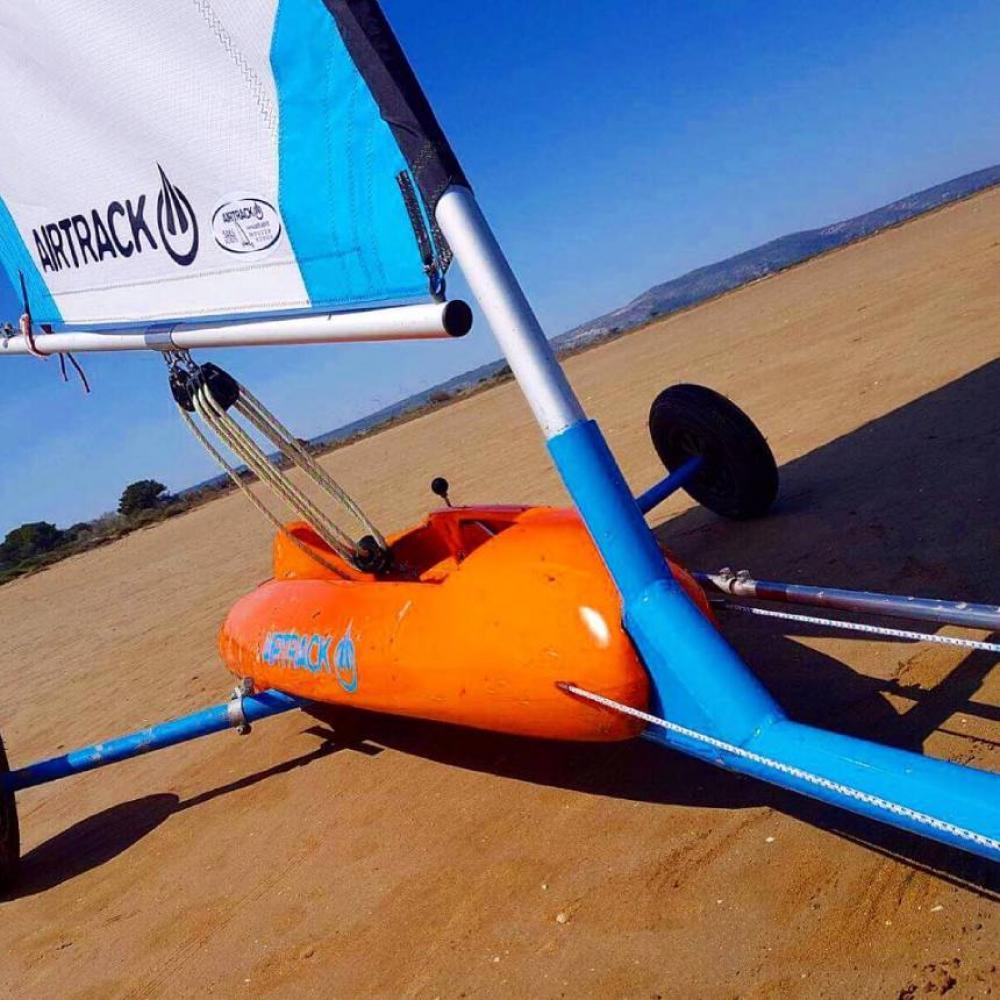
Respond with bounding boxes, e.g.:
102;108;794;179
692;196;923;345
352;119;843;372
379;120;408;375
0;0;466;331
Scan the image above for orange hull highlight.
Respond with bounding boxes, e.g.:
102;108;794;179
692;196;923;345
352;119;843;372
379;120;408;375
219;507;708;741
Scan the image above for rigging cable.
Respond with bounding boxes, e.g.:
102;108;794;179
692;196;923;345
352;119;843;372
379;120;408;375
559;683;1000;856
719;602;1000;655
13;273;90;392
165;351;388;574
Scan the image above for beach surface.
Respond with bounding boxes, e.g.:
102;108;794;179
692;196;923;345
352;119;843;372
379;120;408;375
1;186;998;999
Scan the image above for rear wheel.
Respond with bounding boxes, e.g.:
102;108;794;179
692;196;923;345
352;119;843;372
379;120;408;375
648;383;778;519
0;735;19;892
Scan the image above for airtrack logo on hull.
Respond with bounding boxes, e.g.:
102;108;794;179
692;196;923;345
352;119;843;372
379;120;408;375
32;165;199;273
261;625;358;694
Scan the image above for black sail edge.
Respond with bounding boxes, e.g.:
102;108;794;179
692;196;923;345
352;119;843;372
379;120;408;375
323;0;471;215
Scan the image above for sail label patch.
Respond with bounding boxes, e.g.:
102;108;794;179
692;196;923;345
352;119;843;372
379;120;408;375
212;196;282;256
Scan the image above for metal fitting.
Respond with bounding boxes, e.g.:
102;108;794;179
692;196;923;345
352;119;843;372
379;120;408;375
227;678;255;735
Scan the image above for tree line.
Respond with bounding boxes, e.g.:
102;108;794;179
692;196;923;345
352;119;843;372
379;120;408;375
0;479;172;583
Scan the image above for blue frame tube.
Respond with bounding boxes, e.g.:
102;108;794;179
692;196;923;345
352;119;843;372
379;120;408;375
5;690;303;794
549;420;1000;862
550;421;783;741
635;455;702;514
643;723;1000;862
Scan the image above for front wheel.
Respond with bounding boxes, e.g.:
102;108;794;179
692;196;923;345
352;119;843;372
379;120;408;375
648;383;778;519
0;735;19;892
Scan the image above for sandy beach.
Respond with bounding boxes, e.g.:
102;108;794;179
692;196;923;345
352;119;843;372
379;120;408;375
1;184;998;999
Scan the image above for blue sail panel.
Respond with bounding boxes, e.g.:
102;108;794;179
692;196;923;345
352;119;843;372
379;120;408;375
272;0;424;312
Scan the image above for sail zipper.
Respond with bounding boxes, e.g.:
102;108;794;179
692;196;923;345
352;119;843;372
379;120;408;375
396;170;451;301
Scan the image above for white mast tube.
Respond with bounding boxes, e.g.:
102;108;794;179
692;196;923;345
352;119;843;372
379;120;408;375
435;186;584;438
0;301;471;356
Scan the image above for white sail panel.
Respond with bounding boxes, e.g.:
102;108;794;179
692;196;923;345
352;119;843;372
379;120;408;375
0;1;441;330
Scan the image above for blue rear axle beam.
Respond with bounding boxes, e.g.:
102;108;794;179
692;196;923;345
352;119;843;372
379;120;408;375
635;455;703;514
634;455;703;514
5;689;303;794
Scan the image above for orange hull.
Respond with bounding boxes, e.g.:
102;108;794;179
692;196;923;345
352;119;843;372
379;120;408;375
219;507;708;741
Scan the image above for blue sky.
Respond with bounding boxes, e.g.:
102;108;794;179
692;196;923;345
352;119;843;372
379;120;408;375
2;0;999;535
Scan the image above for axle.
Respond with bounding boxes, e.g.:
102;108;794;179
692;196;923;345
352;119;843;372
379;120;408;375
4;688;303;794
697;568;1000;632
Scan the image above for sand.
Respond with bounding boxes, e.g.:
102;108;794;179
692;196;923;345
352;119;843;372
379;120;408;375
0;185;998;999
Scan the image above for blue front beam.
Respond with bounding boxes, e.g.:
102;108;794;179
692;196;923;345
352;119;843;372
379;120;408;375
635;455;702;514
549;419;1000;862
5;690;303;793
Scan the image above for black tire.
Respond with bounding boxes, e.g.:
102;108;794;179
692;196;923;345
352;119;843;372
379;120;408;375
648;383;778;519
0;734;19;892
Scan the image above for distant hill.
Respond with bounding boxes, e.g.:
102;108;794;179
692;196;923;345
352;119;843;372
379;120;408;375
555;164;1000;350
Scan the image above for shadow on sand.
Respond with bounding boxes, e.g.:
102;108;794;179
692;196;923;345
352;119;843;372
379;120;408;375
4;728;380;901
5;362;998;899
652;358;999;752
